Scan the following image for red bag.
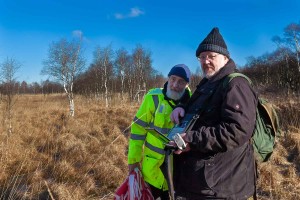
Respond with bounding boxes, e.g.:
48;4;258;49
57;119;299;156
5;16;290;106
114;168;154;200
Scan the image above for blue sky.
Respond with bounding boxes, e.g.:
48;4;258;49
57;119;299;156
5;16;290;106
0;0;300;83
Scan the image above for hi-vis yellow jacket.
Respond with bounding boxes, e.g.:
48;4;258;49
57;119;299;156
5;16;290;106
128;88;184;190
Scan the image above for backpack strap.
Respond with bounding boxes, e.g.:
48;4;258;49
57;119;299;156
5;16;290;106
184;73;252;135
223;72;252;89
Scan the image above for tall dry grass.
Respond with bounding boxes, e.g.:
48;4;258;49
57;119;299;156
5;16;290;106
0;94;299;199
0;94;138;199
256;95;300;199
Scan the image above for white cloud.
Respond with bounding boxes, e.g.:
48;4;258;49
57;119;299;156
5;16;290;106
114;7;144;20
129;7;144;17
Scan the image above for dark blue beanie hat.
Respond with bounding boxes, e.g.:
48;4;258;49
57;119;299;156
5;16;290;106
168;64;191;83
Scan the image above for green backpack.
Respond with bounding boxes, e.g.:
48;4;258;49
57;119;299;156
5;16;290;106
223;73;281;162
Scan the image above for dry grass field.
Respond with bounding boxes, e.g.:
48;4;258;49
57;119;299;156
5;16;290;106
0;94;299;199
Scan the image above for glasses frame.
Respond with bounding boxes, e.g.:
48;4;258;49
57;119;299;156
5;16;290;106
197;53;220;62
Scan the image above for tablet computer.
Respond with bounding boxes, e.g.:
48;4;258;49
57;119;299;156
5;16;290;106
145;128;170;143
167;113;195;139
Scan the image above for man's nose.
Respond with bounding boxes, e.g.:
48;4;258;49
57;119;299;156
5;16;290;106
172;81;179;88
202;58;210;64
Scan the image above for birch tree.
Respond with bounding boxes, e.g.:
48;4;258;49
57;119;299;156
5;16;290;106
273;33;299;94
0;57;21;135
115;48;130;101
92;45;114;107
42;36;85;116
132;45;152;102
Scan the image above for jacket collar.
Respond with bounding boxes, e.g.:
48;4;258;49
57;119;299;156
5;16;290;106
205;58;237;83
195;59;237;90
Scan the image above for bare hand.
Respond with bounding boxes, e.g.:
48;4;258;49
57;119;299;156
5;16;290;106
174;143;191;154
170;133;191;154
171;107;185;124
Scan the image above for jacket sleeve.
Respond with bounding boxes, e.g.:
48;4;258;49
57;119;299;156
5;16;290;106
128;93;155;164
185;77;258;153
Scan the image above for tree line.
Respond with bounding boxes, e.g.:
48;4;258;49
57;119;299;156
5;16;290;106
1;21;300;116
73;45;165;103
0;79;63;95
241;22;300;95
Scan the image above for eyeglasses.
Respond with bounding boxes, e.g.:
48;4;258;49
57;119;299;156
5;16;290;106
197;53;219;62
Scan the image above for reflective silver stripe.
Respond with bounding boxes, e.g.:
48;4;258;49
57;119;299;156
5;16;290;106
130;134;146;140
157;127;171;134
133;116;149;127
145;141;165;155
152;95;159;111
149;123;171;134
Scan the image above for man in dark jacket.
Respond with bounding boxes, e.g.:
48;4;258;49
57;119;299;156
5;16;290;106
170;27;258;200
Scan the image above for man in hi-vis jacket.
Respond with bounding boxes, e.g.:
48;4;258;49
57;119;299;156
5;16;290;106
128;64;191;200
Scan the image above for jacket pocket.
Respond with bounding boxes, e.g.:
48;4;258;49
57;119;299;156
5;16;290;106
211;144;252;197
142;155;164;183
154;112;168;128
179;157;213;194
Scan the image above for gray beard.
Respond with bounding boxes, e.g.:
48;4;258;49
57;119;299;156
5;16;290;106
166;85;185;101
205;69;221;79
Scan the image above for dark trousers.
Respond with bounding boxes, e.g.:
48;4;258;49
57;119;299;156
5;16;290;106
148;184;170;200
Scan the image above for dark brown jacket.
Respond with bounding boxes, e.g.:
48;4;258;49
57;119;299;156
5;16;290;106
174;59;258;200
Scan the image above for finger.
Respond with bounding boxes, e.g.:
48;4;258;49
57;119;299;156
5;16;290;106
170;112;175;123
174;150;182;155
171;112;178;124
175;111;181;124
180;109;185;117
173;115;178;124
174;149;183;155
181;133;187;139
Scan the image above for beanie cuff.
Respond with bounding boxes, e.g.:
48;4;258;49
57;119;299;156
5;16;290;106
196;44;230;58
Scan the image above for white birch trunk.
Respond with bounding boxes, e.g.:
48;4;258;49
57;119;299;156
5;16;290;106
69;98;75;117
104;77;108;108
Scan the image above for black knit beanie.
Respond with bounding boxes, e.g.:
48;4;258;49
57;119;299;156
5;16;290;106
196;27;230;58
